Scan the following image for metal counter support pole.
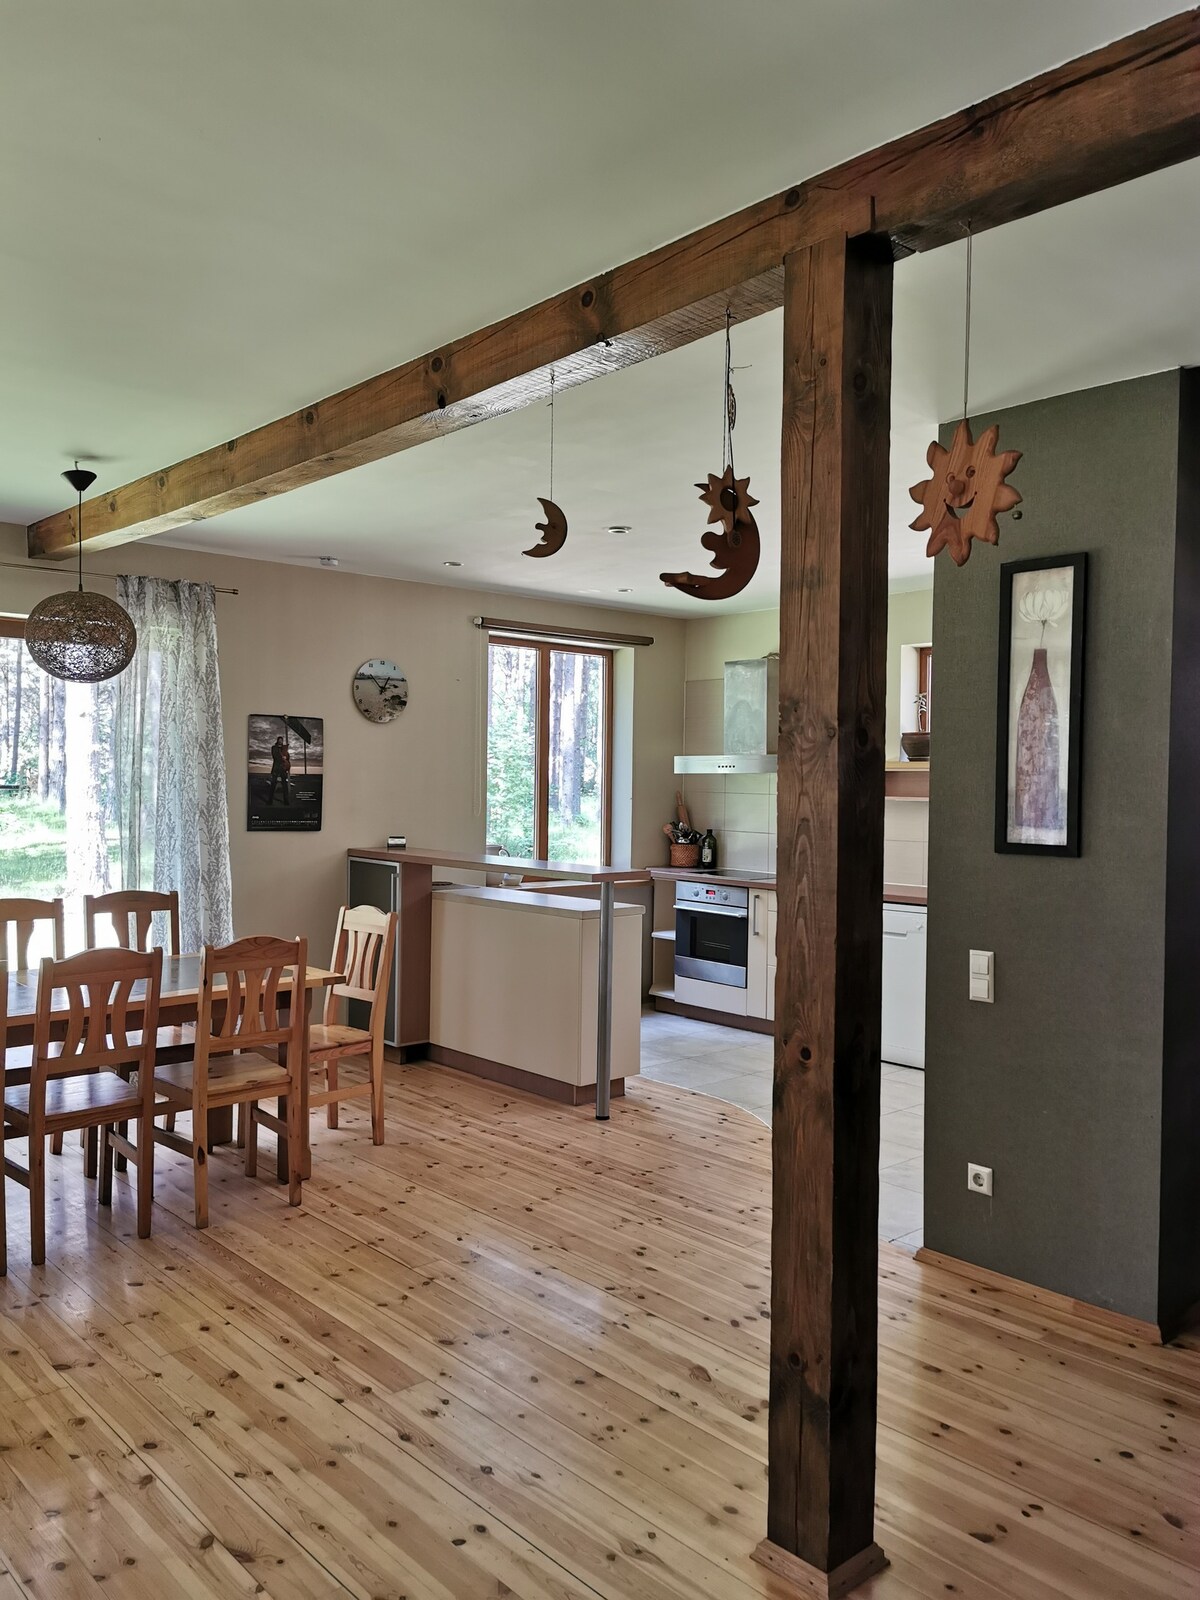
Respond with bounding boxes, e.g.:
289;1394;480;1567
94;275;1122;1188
595;880;614;1119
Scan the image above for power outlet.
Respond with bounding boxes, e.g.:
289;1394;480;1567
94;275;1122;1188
967;1162;993;1197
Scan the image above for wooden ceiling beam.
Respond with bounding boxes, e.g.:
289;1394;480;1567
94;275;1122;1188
28;9;1200;559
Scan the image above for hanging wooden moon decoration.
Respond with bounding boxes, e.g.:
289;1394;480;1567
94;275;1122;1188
661;467;760;601
910;418;1022;567
523;497;568;559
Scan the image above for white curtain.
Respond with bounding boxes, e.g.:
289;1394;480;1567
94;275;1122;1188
115;576;234;949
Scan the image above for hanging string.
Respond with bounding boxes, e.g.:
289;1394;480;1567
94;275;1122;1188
721;309;737;478
548;366;556;500
961;225;973;423
75;462;84;593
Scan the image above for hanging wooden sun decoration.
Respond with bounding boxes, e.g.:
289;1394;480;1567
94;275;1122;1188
911;228;1022;567
661;310;760;601
524;367;568;558
910;419;1022;566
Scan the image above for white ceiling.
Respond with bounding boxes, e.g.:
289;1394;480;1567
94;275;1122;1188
2;1;1195;614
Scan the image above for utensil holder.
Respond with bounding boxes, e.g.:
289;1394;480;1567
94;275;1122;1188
669;843;701;869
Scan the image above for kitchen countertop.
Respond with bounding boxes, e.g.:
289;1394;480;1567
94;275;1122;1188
648;866;927;906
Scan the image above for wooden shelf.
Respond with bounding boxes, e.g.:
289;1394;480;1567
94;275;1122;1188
885;762;930;799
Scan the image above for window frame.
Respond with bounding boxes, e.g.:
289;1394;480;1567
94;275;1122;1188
917;644;932;731
488;636;614;865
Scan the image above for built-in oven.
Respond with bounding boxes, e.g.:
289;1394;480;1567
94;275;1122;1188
674;881;749;988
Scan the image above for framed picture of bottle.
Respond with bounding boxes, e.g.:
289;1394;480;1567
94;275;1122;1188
994;552;1087;856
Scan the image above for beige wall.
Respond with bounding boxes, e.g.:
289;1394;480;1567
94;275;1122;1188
0;524;685;956
678;587;934;884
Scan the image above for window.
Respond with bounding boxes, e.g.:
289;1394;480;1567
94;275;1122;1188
917;645;932;731
0;622;120;961
485;637;612;864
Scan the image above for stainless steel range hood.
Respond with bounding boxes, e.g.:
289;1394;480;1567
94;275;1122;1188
674;656;778;776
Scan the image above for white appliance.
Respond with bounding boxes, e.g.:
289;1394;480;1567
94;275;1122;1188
881;904;926;1069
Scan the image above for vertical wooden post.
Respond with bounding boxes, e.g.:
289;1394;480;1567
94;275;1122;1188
754;232;893;1599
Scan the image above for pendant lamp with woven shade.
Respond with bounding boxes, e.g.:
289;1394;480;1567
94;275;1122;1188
24;466;137;683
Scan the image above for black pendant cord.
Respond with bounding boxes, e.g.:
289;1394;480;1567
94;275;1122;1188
76;466;83;593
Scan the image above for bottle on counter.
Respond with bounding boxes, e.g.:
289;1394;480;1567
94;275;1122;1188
700;828;718;872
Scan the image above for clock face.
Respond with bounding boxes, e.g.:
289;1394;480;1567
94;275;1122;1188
353;659;409;724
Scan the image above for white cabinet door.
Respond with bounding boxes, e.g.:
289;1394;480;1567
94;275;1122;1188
746;890;776;1019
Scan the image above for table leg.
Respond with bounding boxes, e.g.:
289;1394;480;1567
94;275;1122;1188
276;985;313;1183
595;881;614;1121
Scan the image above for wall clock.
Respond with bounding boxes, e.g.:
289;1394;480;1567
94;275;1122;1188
352;659;409;724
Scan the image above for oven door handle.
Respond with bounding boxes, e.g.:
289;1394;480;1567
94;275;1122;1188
676;904;749;919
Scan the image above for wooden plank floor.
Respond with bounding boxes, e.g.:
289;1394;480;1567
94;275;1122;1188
0;1064;1196;1599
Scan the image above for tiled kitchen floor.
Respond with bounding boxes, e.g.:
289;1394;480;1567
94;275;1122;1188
639;1007;924;1249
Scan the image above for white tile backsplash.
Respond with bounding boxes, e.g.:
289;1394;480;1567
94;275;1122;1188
682;780;929;886
725;790;771;835
721;831;771;873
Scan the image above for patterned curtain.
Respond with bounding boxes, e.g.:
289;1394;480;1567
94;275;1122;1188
114;577;234;949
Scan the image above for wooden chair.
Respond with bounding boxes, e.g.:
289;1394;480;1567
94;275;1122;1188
0;896;65;970
153;936;307;1228
2;947;162;1265
307;905;396;1145
0;900;65;1155
84;888;189;1153
85;889;180;956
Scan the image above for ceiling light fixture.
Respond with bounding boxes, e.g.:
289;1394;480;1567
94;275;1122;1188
318;555;339;568
25;465;137;683
606;525;632;536
617;587;633;594
443;560;463;568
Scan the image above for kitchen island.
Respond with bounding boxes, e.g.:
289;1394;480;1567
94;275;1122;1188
347;847;650;1114
429;885;642;1102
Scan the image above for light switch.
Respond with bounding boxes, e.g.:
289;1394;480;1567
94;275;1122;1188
969;950;994;1004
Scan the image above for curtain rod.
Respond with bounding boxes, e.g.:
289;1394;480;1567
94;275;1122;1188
0;558;238;595
473;615;653;648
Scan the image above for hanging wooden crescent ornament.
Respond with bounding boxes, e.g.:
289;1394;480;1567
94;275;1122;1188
660;467;760;600
523;497;568;558
910;419;1022;567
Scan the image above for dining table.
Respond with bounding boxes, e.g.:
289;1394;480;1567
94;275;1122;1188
3;954;341;1180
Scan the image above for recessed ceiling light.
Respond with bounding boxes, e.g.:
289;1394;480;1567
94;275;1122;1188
617;587;633;594
443;560;462;568
607;525;632;536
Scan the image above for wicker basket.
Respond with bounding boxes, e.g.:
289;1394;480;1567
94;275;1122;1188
669;842;701;869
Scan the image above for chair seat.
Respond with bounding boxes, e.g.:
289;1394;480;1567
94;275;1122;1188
5;1070;149;1129
309;1022;372;1058
154;1052;291;1104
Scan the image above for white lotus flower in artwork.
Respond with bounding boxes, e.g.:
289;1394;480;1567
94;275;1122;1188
1018;585;1071;630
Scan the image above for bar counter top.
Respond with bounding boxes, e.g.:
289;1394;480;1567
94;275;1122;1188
348;846;649;883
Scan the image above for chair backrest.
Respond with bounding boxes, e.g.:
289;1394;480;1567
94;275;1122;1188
85;889;181;956
195;935;308;1063
33;946;163;1083
0;897;65;970
324;905;396;1038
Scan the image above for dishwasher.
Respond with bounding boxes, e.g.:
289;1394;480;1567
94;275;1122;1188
881;904;926;1069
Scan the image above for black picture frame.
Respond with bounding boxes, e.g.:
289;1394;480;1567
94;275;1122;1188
994;552;1087;856
247;714;324;832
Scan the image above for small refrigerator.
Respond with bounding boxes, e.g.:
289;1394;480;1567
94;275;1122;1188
881;903;926;1070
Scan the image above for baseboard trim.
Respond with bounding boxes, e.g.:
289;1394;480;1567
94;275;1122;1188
654;996;773;1034
423;1044;624;1107
914;1247;1165;1343
752;1539;887;1598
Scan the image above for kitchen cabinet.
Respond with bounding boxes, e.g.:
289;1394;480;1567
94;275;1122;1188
746;888;776;1022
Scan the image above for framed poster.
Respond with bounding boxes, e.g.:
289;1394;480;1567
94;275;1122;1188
247;715;324;831
995;554;1087;856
